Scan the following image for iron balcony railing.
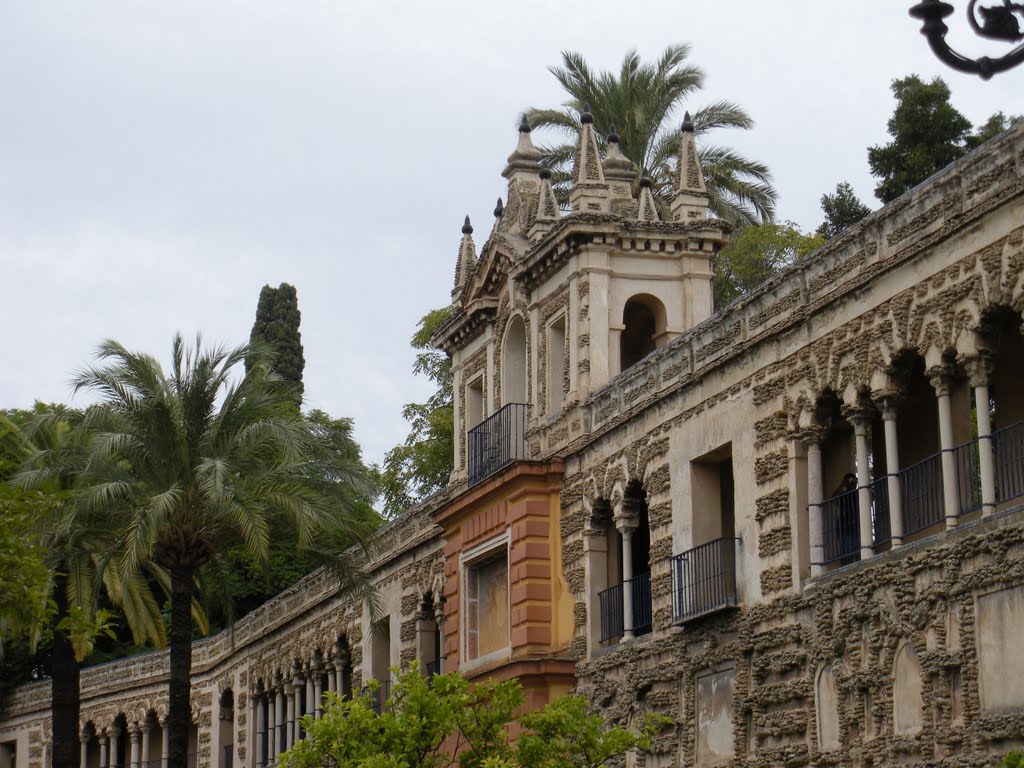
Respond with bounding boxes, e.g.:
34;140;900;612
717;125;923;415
993;419;1024;504
671;537;739;623
424;658;442;679
597;572;652;642
900;452;945;536
468;403;528;486
818;418;1024;569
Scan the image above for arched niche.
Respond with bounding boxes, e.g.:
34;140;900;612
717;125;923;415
893;642;924;735
620;294;667;372
502;315;527;405
815;664;840;751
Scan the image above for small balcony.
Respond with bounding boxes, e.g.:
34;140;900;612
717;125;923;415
468;403;528;486
670;537;739;623
597;572;652;643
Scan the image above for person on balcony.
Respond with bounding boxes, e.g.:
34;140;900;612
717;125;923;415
832;472;860;565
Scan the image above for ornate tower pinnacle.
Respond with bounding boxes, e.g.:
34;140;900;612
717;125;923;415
636;169;661;222
530;163;561;240
670;111;709;222
569;104;609;212
603;124;636;214
452;216;477;302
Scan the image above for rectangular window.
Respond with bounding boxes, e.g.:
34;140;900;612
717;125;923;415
467;376;484;430
464;538;509;662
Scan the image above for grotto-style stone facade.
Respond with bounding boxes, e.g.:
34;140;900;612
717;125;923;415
3;116;1024;768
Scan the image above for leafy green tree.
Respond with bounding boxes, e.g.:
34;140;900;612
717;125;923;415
380;306;454;516
867;76;1017;203
714;222;824;308
69;335;374;768
526;46;777;225
997;752;1024;768
248;283;306;408
206;410;381;628
279;665;663;768
5;405;169;768
817;181;872;240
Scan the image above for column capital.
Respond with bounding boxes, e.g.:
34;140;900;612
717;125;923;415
81;730;91;744
796;425;827;447
961;353;994;388
614;515;638;534
927;364;955;396
129;726;142;743
875;393;900;422
841;402;875;429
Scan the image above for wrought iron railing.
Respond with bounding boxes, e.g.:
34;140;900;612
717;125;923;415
630;572;652;635
871;475;892;546
821;488;860;565
424;658;442;679
993;419;1024;504
598;581;622;642
597;572;652;642
224;745;234;768
900;452;944;536
953;437;983;515
467;403;528;486
671;537;739;623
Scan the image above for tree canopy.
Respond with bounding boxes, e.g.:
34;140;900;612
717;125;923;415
525;45;777;225
714;222;824;308
248;282;306;408
279;665;665;768
868;75;1019;204
379;306;454;516
817;181;872;240
69;334;374;768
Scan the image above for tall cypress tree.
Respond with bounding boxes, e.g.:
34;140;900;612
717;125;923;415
247;283;305;407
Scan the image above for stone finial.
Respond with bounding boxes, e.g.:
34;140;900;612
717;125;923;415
569;104;608;212
494;197;504;218
503;114;543;180
670;110;709;222
603;123;636;210
452;215;478;301
531;161;561;239
636;168;661;222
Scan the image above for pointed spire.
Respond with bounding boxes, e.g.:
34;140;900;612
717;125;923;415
671;110;709;222
530;162;561;239
452;216;478;302
636;169;661;222
494;197;504;218
503;114;543;179
569;103;608;212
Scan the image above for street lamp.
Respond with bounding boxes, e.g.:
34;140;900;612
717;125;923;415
910;0;1024;78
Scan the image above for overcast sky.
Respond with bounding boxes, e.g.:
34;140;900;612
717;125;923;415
1;1;1020;468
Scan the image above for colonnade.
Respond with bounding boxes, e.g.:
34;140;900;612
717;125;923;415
253;643;350;768
805;357;1003;576
80;718;168;768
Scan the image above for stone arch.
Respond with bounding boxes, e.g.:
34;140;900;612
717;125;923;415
620;293;667;372
501;313;528;406
893;641;924;736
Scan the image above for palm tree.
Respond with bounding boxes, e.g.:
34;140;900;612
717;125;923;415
525;45;777;225
71;335;373;768
9;405;169;768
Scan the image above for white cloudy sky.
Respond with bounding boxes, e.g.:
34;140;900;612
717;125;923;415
1;1;1020;467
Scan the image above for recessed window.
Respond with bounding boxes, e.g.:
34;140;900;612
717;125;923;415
547;314;566;414
464;538;509;661
467;375;484;430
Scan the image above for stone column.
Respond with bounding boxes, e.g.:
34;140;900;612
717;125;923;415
129;728;141;768
305;664;316;724
255;694;266;767
313;670;324;719
80;731;90;768
616;509;638;642
806;432;825;577
929;367;960;528
109;726;121;768
140;724;151;768
848;409;875;560
293;667;305;744
99;735;109;768
284;679;296;750
879;399;904;546
966;356;997;516
268;688;279;762
160;718;169;768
